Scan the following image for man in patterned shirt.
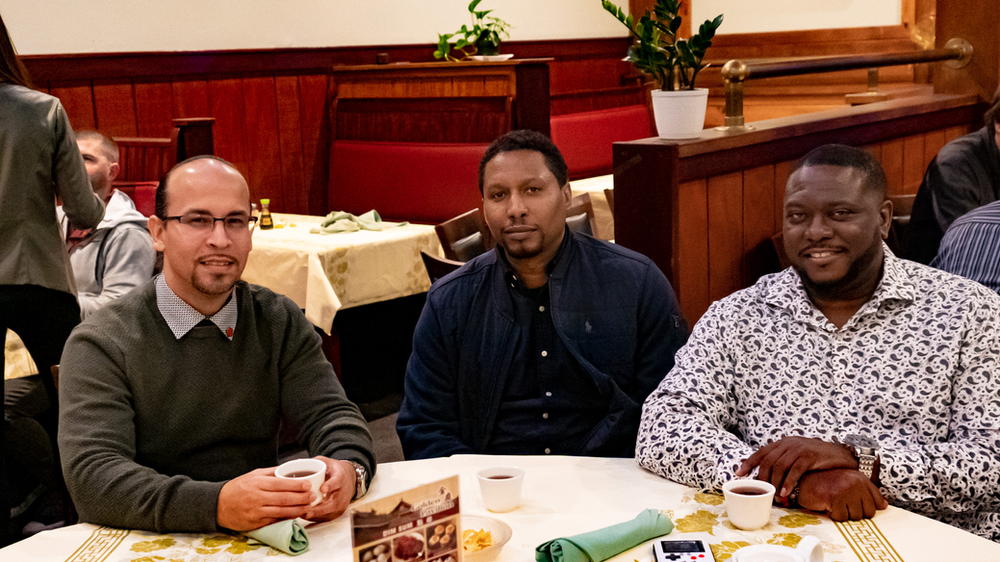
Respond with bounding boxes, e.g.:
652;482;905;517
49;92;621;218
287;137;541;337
636;144;1000;541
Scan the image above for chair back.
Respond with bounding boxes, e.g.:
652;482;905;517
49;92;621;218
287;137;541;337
421;252;465;284
887;194;916;258
567;193;598;238
435;208;495;262
604;188;614;215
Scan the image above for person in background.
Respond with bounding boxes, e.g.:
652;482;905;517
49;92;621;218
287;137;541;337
930;198;1000;293
907;85;1000;264
61;131;155;318
397;130;687;459
59;156;374;533
636;144;1000;541
0;12;105;546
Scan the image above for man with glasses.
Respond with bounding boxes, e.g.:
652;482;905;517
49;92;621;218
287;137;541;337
57;156;375;534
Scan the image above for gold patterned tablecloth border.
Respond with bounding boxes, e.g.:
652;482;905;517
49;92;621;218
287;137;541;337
835;519;905;562
65;527;129;562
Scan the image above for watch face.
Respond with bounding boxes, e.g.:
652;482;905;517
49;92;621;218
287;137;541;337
845;434;878;451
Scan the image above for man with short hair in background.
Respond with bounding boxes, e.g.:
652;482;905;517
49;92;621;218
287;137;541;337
58;156;374;533
61;131;155;318
636;144;1000;541
397;129;687;459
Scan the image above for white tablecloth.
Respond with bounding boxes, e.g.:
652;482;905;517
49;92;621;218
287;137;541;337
242;214;442;333
3;456;997;562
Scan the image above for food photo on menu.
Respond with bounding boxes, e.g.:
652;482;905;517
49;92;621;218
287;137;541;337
351;477;463;562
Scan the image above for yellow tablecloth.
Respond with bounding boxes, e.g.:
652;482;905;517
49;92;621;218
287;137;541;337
4;456;997;562
242;214;442;334
4;329;37;380
571;175;614;240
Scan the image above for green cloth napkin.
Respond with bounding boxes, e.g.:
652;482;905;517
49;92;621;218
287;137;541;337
310;210;408;234
246;519;309;556
535;509;674;562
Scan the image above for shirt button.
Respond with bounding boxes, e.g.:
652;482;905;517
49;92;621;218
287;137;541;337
542;413;549;419
541;350;548;357
539;305;545;312
545;391;552;397
544;448;551;454
839;383;851;392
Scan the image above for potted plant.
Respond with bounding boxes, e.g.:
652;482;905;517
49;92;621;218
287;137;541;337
434;0;512;61
602;0;722;139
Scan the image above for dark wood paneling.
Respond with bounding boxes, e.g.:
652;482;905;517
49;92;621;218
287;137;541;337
207;79;250;181
275;75;307;213
172;80;210;118
298;74;331;215
241;76;283;209
707;172;744;302
50;84;96;130
335;97;511;143
743;165;778;285
93;81;138;137
134;81;175;138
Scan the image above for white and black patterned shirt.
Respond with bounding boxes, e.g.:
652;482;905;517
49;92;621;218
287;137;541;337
636;246;1000;541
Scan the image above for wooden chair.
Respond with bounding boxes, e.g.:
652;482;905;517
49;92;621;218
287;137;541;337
604;188;614;216
420;252;465;284
434;208;495;262
567;193;599;237
113;118;216;184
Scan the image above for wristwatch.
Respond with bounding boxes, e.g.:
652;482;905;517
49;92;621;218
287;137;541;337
842;434;879;480
348;461;369;500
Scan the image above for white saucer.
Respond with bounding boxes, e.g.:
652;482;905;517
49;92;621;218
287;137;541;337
470;54;514;62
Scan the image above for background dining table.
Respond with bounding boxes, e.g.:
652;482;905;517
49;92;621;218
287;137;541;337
3;455;997;562
242;213;442;334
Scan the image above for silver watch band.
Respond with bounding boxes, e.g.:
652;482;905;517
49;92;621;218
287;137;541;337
348;461;368;500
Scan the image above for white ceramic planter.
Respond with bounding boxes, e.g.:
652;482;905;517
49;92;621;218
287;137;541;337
651;88;709;139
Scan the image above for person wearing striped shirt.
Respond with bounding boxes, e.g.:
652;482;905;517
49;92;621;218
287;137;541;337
931;199;1000;293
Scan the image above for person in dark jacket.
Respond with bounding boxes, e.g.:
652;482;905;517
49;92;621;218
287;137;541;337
397;130;687;459
907;86;1000;264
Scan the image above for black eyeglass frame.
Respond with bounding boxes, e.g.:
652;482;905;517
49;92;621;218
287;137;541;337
161;214;258;232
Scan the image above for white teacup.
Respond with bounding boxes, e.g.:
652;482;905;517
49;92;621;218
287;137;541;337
477;466;524;513
722;479;776;530
275;458;327;506
731;536;822;562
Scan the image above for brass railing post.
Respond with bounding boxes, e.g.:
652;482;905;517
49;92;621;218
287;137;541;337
717;38;973;134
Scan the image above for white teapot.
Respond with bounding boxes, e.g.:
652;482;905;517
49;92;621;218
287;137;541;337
730;535;822;562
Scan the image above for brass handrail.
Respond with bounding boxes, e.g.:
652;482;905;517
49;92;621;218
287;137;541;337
720;37;973;130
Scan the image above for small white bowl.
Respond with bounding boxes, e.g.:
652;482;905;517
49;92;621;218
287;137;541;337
462;515;512;562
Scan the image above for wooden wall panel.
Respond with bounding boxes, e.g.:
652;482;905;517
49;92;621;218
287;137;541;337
50;85;96;131
923;130;946;169
773;160;794;233
881;139;905;196
242;77;283;210
743;165;778;284
93;82;138;137
299;74;331;215
172;80;210;118
275;75;308;214
707;172;744;303
676;179;709;326
901;134;926;194
207;79;250;182
134;81;175;138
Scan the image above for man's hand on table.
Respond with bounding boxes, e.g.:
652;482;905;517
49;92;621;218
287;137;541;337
216;457;356;531
302;456;357;522
217;467;315;531
796;469;888;521
737;436;858;497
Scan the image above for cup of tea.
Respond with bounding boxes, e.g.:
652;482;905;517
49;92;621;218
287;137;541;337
477;466;524;513
275;458;327;506
722;479;776;530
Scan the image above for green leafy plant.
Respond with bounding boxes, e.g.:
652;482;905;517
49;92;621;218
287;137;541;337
434;0;511;61
601;0;722;91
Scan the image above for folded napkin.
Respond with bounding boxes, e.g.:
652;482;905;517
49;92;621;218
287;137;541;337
535;508;674;562
246;519;309;556
310;210;408;234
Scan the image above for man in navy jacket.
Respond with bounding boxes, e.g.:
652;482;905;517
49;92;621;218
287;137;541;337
397;130;686;459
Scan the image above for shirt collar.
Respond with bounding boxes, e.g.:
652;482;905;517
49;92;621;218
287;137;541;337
765;243;915;326
496;225;571;290
155;274;238;340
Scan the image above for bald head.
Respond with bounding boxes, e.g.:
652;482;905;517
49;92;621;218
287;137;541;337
156;156;248;220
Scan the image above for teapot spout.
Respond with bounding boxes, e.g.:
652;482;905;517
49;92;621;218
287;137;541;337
795;536;822;562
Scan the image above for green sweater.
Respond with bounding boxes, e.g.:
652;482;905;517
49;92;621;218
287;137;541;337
58;279;375;533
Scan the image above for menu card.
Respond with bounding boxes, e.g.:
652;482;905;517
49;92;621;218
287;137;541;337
351;476;463;562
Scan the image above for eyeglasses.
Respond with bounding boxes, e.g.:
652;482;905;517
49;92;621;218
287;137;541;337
162;213;258;233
